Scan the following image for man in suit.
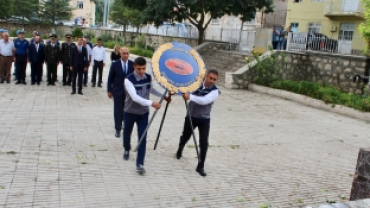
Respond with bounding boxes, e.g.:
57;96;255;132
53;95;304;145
60;33;76;86
28;34;45;85
70;36;88;95
44;33;60;86
107;47;134;138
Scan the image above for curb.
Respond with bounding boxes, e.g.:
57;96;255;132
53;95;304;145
248;83;370;122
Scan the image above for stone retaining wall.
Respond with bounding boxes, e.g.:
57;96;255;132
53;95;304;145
226;50;370;94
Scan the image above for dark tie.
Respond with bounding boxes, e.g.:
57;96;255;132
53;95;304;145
124;62;127;74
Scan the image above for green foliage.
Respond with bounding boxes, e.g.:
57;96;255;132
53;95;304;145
135;34;146;48
100;32;113;42
253;51;285;86
270;80;370;112
139;0;274;44
72;27;83;39
84;30;96;39
12;0;39;23
95;0;104;25
9;29;17;37
54;27;65;39
359;0;370;40
39;0;73;25
0;0;14;19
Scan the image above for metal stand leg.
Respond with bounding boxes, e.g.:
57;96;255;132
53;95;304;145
184;100;200;162
153;94;171;150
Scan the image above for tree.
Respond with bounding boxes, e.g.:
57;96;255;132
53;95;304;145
95;0;104;25
40;0;73;25
0;0;14;20
359;0;370;44
12;0;39;23
140;0;274;44
109;0;142;36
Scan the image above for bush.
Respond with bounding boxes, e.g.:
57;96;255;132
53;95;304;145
72;27;83;39
270;80;370;112
9;29;17;37
84;30;96;39
100;32;113;42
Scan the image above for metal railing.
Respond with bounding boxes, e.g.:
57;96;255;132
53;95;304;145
287;32;367;55
324;0;364;14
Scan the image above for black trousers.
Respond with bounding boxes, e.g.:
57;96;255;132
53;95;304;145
113;94;125;131
72;66;83;91
92;60;103;84
16;55;27;82
63;63;72;85
47;63;57;84
179;118;210;169
31;62;43;83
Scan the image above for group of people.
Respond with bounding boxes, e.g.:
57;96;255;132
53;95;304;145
0;29;221;177
272;25;292;50
107;47;220;176
0;30;107;95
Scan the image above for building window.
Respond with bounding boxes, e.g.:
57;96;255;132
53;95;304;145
307;23;321;33
294;0;302;3
77;1;83;9
290;22;299;32
211;18;219;24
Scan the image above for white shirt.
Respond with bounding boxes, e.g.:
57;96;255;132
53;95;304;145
34;43;39;52
124;72;163;107
121;59;129;74
189;82;219;105
92;45;106;63
84;45;92;61
0;39;14;56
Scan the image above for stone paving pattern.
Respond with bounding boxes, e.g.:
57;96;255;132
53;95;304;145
0;52;370;208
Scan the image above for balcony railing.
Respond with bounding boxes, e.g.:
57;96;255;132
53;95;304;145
324;0;364;18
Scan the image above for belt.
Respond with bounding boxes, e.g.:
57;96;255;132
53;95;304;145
0;55;12;57
16;54;27;56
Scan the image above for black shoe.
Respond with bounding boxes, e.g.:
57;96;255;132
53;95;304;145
136;165;146;175
176;145;184;159
97;84;102;88
196;168;207;177
6;81;10;84
51;83;56;86
15;81;21;85
63;83;67;86
71;91;76;95
23;82;27;85
92;83;96;87
115;130;120;138
37;82;40;85
31;82;35;85
84;84;87;87
123;151;129;160
78;91;83;95
68;83;71;86
0;81;4;84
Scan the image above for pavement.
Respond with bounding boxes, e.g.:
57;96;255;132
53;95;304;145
0;51;370;208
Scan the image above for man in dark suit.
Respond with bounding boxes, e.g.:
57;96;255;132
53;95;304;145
107;47;134;138
28;34;45;85
44;33;60;86
60;33;76;86
70;36;88;95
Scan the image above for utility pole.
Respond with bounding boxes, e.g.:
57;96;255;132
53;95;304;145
103;0;108;27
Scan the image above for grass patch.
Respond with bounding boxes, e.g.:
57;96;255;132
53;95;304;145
262;80;370;112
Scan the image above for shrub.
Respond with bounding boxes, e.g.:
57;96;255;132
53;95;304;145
9;29;17;37
72;27;83;38
84;30;96;39
55;27;65;39
100;32;113;42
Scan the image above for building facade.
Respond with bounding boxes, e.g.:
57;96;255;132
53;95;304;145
285;0;365;54
70;0;96;26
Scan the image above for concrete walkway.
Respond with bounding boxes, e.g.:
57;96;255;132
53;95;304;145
0;52;369;207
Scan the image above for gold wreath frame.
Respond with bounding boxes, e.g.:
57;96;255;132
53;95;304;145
152;43;206;94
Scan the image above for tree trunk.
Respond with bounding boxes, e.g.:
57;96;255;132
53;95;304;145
197;28;205;45
123;24;127;37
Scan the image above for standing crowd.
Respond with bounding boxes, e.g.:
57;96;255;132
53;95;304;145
0;30;108;95
272;25;292;50
0;29;221;177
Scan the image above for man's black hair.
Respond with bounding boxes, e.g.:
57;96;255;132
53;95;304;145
207;69;218;76
134;57;146;66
